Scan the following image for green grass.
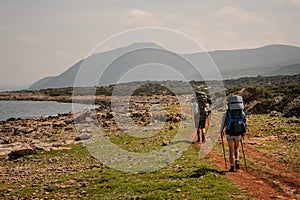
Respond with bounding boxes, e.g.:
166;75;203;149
0;107;257;199
0;142;250;199
245;114;300;172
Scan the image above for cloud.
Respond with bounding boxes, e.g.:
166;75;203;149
18;34;40;43
284;0;300;6
213;6;285;49
124;9;162;27
216;6;265;25
56;50;73;59
291;0;300;5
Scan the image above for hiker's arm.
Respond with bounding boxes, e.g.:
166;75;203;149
220;113;227;135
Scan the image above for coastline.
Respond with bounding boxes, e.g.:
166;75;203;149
0;92;182;159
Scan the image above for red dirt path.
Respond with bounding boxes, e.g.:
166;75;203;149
207;144;300;200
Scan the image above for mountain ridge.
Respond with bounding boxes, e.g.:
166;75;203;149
28;43;300;90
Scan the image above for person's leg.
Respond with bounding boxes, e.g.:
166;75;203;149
233;137;240;169
196;129;201;142
227;137;235;171
201;128;206;143
194;115;201;142
200;120;206;143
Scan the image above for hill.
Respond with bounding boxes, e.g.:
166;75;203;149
26;43;300;90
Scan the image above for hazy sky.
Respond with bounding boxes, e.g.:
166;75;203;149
0;0;299;87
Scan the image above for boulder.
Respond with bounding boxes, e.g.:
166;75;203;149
64;119;74;124
53;121;67;127
162;139;169;146
32;142;52;151
8;143;34;160
270;110;282;117
173;116;181;123
287;116;300;124
75;133;91;141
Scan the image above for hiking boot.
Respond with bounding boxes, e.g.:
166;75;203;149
229;166;235;172
235;160;240;170
202;134;206;143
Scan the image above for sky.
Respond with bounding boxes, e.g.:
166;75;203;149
0;0;299;88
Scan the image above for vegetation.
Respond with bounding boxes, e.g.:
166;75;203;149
1;142;251;199
0;74;299;199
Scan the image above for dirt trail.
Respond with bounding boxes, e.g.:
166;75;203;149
207;144;300;200
194;111;300;200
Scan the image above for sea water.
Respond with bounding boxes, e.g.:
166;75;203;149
0;100;97;121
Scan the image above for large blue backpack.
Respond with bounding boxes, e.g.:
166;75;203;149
226;96;247;136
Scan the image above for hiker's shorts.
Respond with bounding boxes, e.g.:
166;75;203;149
226;135;241;141
194;114;206;129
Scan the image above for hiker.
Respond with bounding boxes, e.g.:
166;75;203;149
192;92;209;143
221;96;247;172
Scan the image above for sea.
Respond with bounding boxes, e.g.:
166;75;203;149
0;100;97;121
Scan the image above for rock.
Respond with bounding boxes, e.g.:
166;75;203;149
270;195;284;199
53;121;67;127
0;142;22;155
14;127;31;134
32;142;52;151
162;140;169;146
283;96;300;118
173;116;181;123
6;117;16;122
106;112;114;119
287;116;300;124
63;140;75;146
50;146;71;151
8;143;34;160
41;121;52;126
85;117;93;123
79;128;92;134
64;119;74;124
44;186;55;192
1;127;13;132
75;133;91;141
270;110;282;117
64;125;73;131
169;124;176;130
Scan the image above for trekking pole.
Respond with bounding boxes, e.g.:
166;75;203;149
240;137;248;172
220;130;227;170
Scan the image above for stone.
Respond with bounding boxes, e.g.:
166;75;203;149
287;116;300;124
31;142;51;151
85;117;93;123
162;140;169;146
64;119;74;124
75;133;91;141
173;116;181;123
8;143;34;160
270;110;282;117
53;121;67;127
79;128;92;134
0;142;22;156
64;125;73;131
6;117;16;122
41;121;52;126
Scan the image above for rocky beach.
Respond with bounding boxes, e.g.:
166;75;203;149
0;93;186;160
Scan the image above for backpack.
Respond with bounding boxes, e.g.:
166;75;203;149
195;92;208;120
225;96;247;136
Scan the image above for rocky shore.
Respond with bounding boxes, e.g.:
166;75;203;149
0;91;111;105
0;94;187;160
